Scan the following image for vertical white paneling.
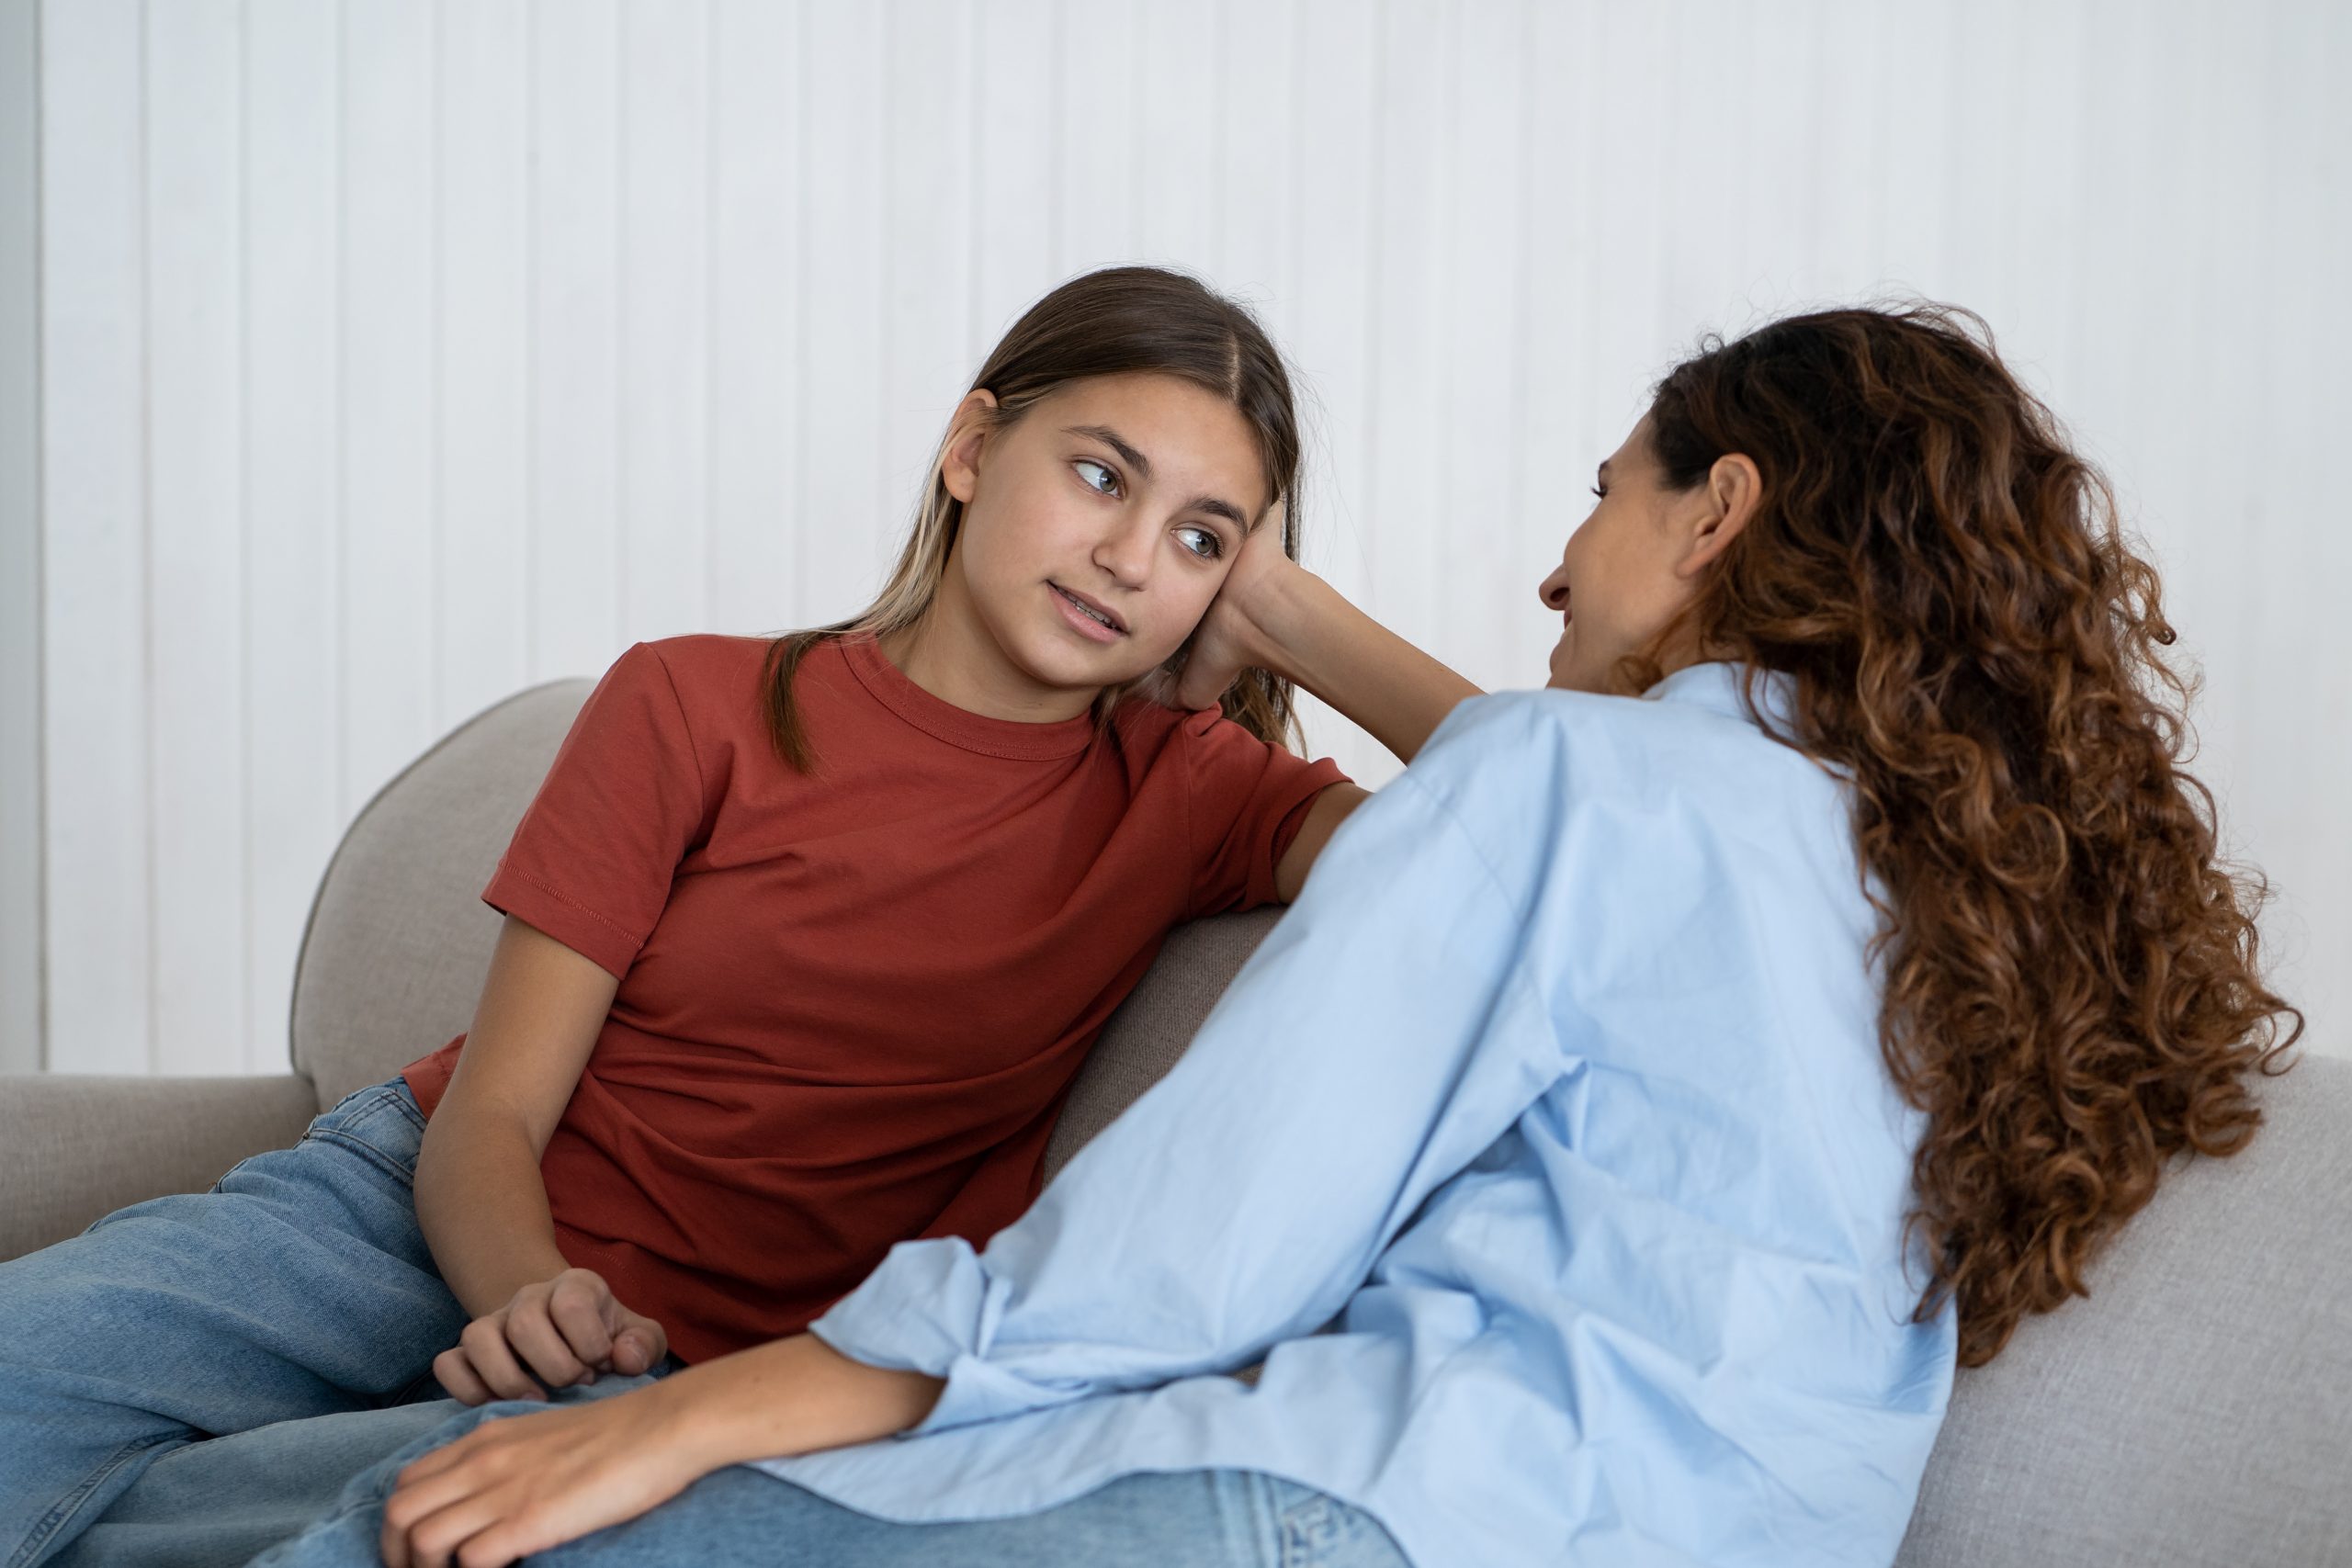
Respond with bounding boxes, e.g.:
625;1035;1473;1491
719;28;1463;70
967;0;1057;369
338;0;436;820
616;0;710;644
527;0;622;671
40;0;150;1074
1053;0;1135;275
797;2;884;622
1211;0;1294;314
879;1;973;530
1437;0;1530;697
1283;0;1379;781
242;0;340;1072
1363;0;1452;662
707;0;799;637
2258;0;2348;1043
1516;0;1600;705
0;0;40;1070
1132;0;1217;270
21;0;2352;1067
144;0;246;1074
435;0;530;725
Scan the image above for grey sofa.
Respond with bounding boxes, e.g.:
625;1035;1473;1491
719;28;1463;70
4;679;2346;1567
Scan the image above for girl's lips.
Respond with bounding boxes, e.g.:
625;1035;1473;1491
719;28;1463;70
1050;582;1126;643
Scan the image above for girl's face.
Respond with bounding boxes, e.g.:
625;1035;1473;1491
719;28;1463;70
1536;416;1757;694
922;371;1270;719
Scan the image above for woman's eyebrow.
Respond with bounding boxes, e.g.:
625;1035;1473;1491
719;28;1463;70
1064;423;1248;527
1597;460;1612;483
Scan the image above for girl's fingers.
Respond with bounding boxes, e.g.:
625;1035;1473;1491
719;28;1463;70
458;1316;547;1403
545;1274;616;1369
614;1309;668;1372
430;1345;495;1407
503;1299;593;1389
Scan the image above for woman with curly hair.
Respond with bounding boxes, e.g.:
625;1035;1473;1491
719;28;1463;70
263;302;2300;1568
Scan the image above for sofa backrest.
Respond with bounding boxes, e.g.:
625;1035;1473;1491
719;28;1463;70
289;679;593;1108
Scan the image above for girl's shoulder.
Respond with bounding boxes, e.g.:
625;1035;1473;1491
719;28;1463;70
614;633;803;718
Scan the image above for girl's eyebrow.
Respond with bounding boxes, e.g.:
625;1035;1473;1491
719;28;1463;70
1062;423;1250;529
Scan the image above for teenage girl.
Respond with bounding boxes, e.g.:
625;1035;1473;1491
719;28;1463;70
0;265;1480;1567
256;302;2296;1568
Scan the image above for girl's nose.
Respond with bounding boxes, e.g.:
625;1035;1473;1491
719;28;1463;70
1538;568;1569;611
1094;515;1157;586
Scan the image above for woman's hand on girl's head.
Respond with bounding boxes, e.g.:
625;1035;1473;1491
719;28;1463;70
432;1267;669;1406
1172;501;1300;710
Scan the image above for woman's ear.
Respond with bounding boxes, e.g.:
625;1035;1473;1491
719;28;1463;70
1676;452;1761;577
940;388;1002;504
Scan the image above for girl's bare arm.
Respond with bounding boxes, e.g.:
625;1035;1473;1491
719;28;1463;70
412;915;615;1318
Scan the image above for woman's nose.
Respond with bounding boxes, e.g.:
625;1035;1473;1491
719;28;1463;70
1538;569;1568;610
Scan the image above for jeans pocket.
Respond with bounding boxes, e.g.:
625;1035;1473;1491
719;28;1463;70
1276;1487;1408;1568
298;1077;429;1185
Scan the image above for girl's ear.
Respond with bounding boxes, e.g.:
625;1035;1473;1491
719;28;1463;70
941;388;1002;504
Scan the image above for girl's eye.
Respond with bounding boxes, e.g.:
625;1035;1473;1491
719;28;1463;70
1176;525;1223;561
1075;458;1121;497
1589;485;1606;499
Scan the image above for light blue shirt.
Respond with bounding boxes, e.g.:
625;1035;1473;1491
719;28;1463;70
755;661;1959;1568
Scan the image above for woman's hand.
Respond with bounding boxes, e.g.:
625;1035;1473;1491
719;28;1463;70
379;1383;701;1568
435;1267;669;1405
1172;501;1303;711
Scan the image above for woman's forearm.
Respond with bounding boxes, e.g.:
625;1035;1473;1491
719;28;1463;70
644;1333;944;1472
413;1103;575;1318
1252;569;1482;765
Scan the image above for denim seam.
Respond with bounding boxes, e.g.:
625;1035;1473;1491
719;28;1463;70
299;1127;421;1189
5;1430;179;1568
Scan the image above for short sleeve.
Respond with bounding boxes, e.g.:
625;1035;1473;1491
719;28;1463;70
1183;711;1351;918
481;641;715;979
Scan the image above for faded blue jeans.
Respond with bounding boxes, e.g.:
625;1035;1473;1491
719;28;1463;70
3;1077;1408;1568
0;1077;479;1568
251;1366;1406;1568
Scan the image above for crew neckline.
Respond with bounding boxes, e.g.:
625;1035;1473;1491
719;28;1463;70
838;632;1099;761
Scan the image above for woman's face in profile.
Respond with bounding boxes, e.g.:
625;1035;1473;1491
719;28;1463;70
1536;419;1707;694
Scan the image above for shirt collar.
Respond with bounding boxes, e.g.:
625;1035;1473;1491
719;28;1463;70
1643;660;1800;738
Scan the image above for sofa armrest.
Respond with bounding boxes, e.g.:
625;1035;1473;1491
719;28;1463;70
0;1073;321;1260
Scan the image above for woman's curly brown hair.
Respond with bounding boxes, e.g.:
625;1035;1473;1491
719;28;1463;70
1640;302;2302;1368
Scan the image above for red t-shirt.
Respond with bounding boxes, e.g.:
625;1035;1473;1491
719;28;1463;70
400;631;1347;1365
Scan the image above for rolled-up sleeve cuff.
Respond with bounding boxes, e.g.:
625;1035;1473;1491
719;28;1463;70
806;1236;1091;1437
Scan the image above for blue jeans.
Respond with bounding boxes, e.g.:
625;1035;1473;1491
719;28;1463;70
4;1078;1408;1567
251;1371;1407;1567
0;1078;477;1568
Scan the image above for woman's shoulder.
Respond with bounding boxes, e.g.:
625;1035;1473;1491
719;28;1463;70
1408;671;1838;833
608;632;805;716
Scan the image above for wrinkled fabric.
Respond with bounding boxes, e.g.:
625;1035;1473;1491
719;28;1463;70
760;662;1958;1568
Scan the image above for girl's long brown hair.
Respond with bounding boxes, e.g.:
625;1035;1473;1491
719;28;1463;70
761;265;1306;771
1642;302;2301;1367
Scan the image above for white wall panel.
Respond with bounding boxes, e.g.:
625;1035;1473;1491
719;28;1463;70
40;0;149;1074
616;0;711;646
142;0;245;1074
0;0;41;1072
243;0;344;1074
11;0;2348;1073
526;0;622;670
707;0;800;640
337;0;435;819
435;0;531;727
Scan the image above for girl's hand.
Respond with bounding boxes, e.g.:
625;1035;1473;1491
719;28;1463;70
1172;501;1300;711
435;1268;669;1405
379;1386;702;1568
